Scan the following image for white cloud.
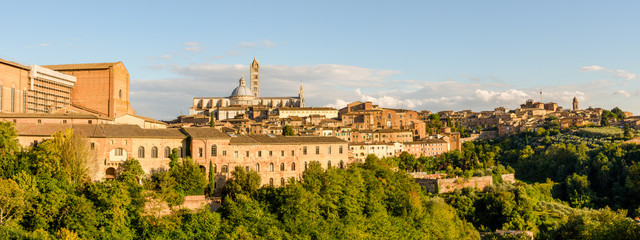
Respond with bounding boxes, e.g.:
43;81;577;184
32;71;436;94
131;61;640;120
614;90;631;98
240;39;276;49
184;42;202;52
39;43;49;47
581;65;637;80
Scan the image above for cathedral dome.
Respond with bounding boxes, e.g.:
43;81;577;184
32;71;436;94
230;76;253;97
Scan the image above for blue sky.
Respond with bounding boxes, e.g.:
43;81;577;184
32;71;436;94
2;1;639;119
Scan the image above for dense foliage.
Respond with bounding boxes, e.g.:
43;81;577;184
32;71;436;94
0;122;479;239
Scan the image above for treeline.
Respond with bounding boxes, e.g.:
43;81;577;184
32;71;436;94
0;122;479;239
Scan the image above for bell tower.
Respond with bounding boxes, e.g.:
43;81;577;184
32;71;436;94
572;96;578;111
250;57;260;98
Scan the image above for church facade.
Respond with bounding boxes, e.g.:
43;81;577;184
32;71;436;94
190;58;304;120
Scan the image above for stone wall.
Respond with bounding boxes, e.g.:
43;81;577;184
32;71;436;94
415;174;515;194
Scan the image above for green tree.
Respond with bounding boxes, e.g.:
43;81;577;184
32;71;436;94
0;178;25;225
282;125;295;136
208;160;216;196
170;157;207;195
223;166;261;199
210;113;216;128
611;107;625;120
0;122;23;179
117;158;145;184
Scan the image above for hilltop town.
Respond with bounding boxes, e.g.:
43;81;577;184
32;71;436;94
1;57;638;188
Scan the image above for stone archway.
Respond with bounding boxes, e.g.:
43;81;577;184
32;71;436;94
105;167;116;180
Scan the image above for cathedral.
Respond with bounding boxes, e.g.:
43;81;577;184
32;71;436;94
190;58;305;120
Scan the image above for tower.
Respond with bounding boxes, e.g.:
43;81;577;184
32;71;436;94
250;57;260;98
299;82;305;107
572;96;578;111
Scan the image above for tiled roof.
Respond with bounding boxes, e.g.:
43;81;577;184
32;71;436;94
0;58;30;70
42;62;119;70
15;124;185;138
183;127;230;139
244;135;347;144
278;107;337;111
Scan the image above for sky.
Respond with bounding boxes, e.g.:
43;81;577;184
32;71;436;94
2;1;640;120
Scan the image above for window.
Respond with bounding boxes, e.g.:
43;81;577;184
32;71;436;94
179;147;184;158
246;166;250;172
281;178;285;186
255;163;260;172
88;120;92;124
258;151;262;157
315;146;320;154
115;148;123;156
234;151;238;157
291;162;296;171
269;178;274;186
119;89;122;99
211;144;217;157
223;150;227;156
221;165;228;173
152;147;158;158
281;150;285;156
280;163;285;171
269;150;273;157
339;160;344;169
269;163;274;172
138;147;145;158
304;162;308;170
339;146;343;154
212;164;217;173
22;92;26;112
38;119;41;124
62;120;67;124
327;161;331;168
90;142;95;150
164;147;171;158
291;150;295;156
246;151;250;157
199;148;203;157
303;146;307;155
328;146;332;154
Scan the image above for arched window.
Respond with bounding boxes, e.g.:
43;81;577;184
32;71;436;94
211;144;217;157
151;146;158;158
255;163;260;172
269;163;274;172
327;161;332;168
138;146;145;158
339;160;344;169
291;162;296;171
269;178;274;186
164;147;171;158
280;163;285;171
212;164;217;173
221;165;228;173
281;178;285;186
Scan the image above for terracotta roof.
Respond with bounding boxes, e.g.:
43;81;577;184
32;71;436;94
183;127;229;139
15;124;184;138
0;58;30;70
244;135;347;144
42;62;120;70
406;139;448;145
